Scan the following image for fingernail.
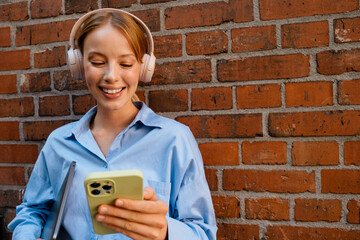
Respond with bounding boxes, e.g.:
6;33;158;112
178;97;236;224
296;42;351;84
99;206;108;213
97;214;105;221
116;200;123;207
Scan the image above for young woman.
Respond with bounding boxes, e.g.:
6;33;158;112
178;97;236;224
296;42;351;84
8;9;217;240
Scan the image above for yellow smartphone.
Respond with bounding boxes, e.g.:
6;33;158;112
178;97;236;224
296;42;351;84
84;170;143;235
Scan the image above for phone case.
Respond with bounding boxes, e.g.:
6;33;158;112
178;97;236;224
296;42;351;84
84;170;143;235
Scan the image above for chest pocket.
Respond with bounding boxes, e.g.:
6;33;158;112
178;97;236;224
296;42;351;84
145;180;171;207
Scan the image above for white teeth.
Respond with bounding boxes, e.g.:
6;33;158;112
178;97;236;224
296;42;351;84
102;88;124;94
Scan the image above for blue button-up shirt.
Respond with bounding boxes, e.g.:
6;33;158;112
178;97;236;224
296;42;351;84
8;102;217;239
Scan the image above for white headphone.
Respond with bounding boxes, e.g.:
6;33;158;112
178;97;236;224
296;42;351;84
67;8;156;83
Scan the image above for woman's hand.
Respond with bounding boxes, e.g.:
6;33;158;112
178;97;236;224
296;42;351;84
96;186;168;240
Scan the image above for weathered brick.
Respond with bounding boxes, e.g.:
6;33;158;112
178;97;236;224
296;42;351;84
101;0;137;8
199;142;239;166
0;27;11;47
347;199;360;224
65;0;98;14
344;141;360;166
282;21;329;48
0;2;28;22
20;72;51;93
176;114;262;138
223;169;316;193
260;0;358;20
23;120;71;141
267;225;360;240
204;168;217;191
73;94;97;115
0;97;34;117
242;141;287;165
0;122;19;141
218;54;309;82
292;141;339;166
0;75;17;94
39;95;70;116
335;17;360;43
153;34;182;59
148;89;188;112
0;49;30;71
0;167;25;185
0;144;38;164
217;223;259;240
322;170;360;194
295;198;342;222
151;60;211;85
186;30;227;55
269;111;360;137
53;70;87;91
338;79;360;105
132;9;160;32
191;87;233;111
285;81;333;107
34;46;67;68
232;25;276;53
317;49;360;75
0;190;23;207
237;84;281;109
30;0;62;18
246;198;289;220
212;195;240;218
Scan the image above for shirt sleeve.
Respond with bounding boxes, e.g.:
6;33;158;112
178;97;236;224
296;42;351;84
166;127;217;240
7;151;55;240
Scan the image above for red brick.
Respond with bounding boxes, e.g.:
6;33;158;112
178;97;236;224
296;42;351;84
317;49;360;75
217;223;259;240
176;114;262;138
0;27;11;47
286;81;333;107
186;31;227;55
0;2;28;21
16;20;76;46
0;144;38;164
53;70;87;91
267;225;360;240
0;190;23;207
0;75;17;94
295;198;342;222
322;170;360;194
34;46;66;68
347;199;360;224
282;21;329;48
232;25;276;53
223;169;316;193
0;97;34;117
245;198;289;220
30;0;62;18
23;120;71;141
212;195;240;218
344;141;360;166
218;54;309;82
154;34;182;59
135;91;145;102
73;94;97;115
65;0;98;14
237;84;281;109
165;0;253;29
148;89;188;112
152;60;211;85
39;95;70;116
132;9;160;32
101;0;137;8
260;0;358;20
292;141;339;166
0;49;30;71
199;142;239;166
20;72;51;93
0;122;19;141
335;17;360;43
4;208;16;229
204;168;217;191
242;141;287;165
191;87;233;111
269;111;360;137
0;167;25;185
338;79;360;105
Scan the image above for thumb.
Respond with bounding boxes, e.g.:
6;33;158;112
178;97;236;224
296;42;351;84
143;186;158;201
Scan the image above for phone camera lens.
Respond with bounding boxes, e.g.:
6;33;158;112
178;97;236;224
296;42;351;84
90;182;101;188
91;189;101;195
102;185;112;191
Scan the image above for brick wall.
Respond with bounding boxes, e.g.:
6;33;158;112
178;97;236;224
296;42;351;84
0;0;360;239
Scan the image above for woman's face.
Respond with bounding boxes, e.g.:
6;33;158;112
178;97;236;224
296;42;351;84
82;23;141;113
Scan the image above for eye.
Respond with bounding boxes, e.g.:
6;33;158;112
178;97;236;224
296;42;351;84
90;61;104;66
121;64;133;68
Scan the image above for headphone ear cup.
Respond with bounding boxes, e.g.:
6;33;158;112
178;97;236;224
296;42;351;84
67;48;84;80
140;53;156;83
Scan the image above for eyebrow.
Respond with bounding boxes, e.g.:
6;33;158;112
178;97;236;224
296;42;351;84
87;51;136;59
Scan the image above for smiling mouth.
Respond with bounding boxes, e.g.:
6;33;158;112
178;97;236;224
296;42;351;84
100;87;126;94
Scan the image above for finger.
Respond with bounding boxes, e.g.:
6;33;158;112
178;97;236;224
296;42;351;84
143;186;157;201
113;198;168;215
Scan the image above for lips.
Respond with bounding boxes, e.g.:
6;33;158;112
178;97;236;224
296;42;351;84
100;87;126;94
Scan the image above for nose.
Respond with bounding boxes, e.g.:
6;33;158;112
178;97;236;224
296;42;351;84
104;62;120;83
